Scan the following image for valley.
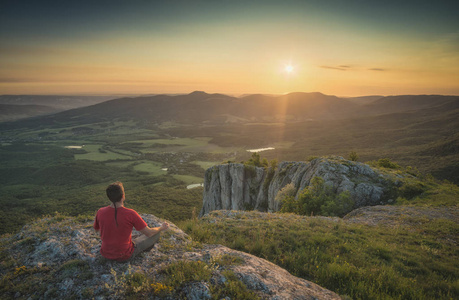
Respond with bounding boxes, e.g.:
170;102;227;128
1;92;458;235
0;91;458;299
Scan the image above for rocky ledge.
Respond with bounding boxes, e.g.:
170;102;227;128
0;213;340;299
201;156;400;217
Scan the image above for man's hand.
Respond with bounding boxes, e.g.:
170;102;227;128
160;222;169;231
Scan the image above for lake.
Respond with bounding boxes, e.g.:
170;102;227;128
247;147;275;153
187;183;204;189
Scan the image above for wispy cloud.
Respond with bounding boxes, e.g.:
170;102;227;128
321;65;387;72
320;65;350;71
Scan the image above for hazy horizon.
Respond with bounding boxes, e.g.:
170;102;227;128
1;0;458;96
1;90;459;98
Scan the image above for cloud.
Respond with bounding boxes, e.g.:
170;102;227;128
320;65;387;72
320;65;349;71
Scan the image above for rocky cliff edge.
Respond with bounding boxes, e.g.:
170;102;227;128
201;156;399;217
0;213;340;299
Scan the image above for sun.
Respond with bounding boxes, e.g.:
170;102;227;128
285;64;294;74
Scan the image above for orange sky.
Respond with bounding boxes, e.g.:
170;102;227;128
1;1;458;96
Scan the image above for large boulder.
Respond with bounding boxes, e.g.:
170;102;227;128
201;156;397;217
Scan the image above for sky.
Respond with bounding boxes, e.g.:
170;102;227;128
0;0;458;96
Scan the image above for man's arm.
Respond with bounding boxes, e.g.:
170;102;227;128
140;222;169;237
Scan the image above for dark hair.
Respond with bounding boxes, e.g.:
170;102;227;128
106;182;124;226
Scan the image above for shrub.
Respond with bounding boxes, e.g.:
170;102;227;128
280;177;355;217
279;196;299;214
243;152;273;168
348;151;359;162
376;158;400;169
150;282;173;296
320;191;354;217
398;181;426;199
275;183;296;206
245;152;262;167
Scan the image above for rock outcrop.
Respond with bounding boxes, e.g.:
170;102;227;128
201;156;397;217
0;213;340;299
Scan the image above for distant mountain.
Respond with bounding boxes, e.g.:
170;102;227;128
0;104;59;122
0;95;121;122
363;95;459;115
3;91;361;127
1;92;458;129
345;95;384;105
0;95;116;110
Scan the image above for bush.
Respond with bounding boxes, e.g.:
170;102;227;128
320;191;354;217
348;151;359;162
243;152;277;168
275;183;296;206
280;177;355;217
398;182;426;199
376;158;400;169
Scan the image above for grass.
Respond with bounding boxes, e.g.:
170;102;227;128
74;144;132;161
132;161;167;176
180;209;459;300
172;174;204;185
161;260;212;288
192;160;222;170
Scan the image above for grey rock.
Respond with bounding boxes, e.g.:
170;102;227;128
183;282;212;300
200;157;396;217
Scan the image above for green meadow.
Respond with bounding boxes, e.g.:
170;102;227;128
181;206;459;299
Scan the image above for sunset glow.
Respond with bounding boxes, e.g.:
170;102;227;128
0;1;458;96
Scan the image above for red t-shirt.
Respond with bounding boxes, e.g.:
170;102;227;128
93;206;147;261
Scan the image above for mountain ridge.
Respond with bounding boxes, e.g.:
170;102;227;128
3;91;457;128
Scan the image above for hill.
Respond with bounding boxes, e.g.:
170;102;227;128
0;95;117;122
0;91;365;128
3;92;457;128
0;104;58;122
0;95;116;110
363;95;459;115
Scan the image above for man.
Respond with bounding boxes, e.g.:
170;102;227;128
94;181;169;261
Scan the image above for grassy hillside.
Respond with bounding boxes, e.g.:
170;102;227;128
180;163;459;299
181;205;458;299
